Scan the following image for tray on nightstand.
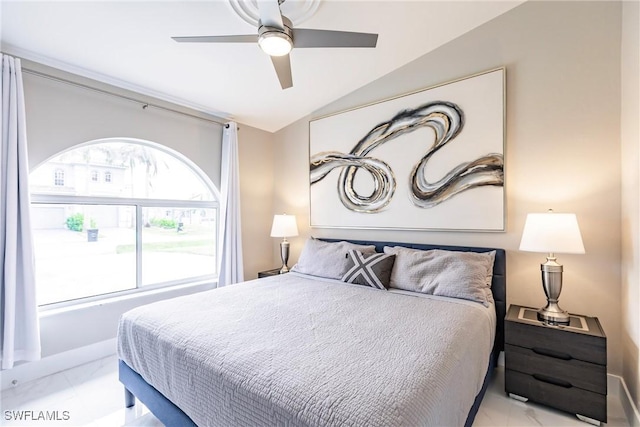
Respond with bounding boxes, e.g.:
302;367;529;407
516;306;589;331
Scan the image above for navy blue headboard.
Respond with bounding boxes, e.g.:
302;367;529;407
321;238;506;361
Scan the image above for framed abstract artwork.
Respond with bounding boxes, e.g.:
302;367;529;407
309;67;505;231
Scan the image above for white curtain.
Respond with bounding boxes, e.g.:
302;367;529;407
1;54;40;369
217;122;244;287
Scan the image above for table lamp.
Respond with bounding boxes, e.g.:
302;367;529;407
519;210;585;324
270;214;299;273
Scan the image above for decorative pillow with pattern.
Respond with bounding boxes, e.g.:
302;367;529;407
341;250;396;290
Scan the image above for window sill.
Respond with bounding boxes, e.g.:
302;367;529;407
38;279;217;317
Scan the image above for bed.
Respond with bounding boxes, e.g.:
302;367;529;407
118;239;506;426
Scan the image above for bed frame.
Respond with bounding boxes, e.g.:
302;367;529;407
119;239;506;427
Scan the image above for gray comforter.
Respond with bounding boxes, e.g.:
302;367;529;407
117;272;495;426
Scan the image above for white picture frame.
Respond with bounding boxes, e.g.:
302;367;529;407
309;68;505;231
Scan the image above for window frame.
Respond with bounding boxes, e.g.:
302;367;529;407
53;168;65;186
30;138;221;309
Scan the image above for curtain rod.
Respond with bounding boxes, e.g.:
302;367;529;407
21;67;230;128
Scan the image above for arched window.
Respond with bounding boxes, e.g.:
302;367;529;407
30;139;219;306
91;170;98;182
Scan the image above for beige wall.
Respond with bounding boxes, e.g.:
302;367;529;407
621;0;640;410
273;1;624;374
271;119;313;261
237;124;276;279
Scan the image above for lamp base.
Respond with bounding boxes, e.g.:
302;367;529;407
538;257;570;325
537;302;570;325
279;239;290;274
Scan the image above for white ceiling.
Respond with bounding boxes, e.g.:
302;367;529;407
1;1;523;132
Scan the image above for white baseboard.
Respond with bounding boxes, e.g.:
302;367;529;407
0;338;117;391
608;373;640;427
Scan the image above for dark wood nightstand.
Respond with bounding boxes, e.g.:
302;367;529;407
505;304;607;425
257;268;284;278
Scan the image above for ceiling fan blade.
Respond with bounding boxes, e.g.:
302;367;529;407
172;35;258;43
257;0;284;29
270;54;293;89
292;29;378;48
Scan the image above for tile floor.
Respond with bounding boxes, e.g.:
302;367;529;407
0;355;631;426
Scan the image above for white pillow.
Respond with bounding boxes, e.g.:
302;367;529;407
291;238;377;280
383;246;496;305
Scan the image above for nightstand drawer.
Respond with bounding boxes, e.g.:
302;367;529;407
505;320;606;365
505;369;606;422
505;344;606;394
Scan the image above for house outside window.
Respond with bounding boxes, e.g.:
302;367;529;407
104;171;112;183
29;139;219;306
91;170;99;182
54;169;65;186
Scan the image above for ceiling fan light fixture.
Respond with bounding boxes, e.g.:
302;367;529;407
258;31;293;56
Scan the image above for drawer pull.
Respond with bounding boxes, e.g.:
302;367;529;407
532;347;573;360
532;373;573;388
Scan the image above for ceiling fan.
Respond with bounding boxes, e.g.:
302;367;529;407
172;0;378;89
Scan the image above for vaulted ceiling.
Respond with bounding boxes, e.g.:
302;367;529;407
1;1;523;132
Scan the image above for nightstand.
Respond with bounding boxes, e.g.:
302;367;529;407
505;304;607;425
258;268;284;278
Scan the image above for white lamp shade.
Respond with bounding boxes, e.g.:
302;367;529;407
519;212;585;254
270;214;298;238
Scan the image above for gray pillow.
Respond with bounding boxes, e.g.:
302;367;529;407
342;250;396;290
291;238;376;280
383;246;496;305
